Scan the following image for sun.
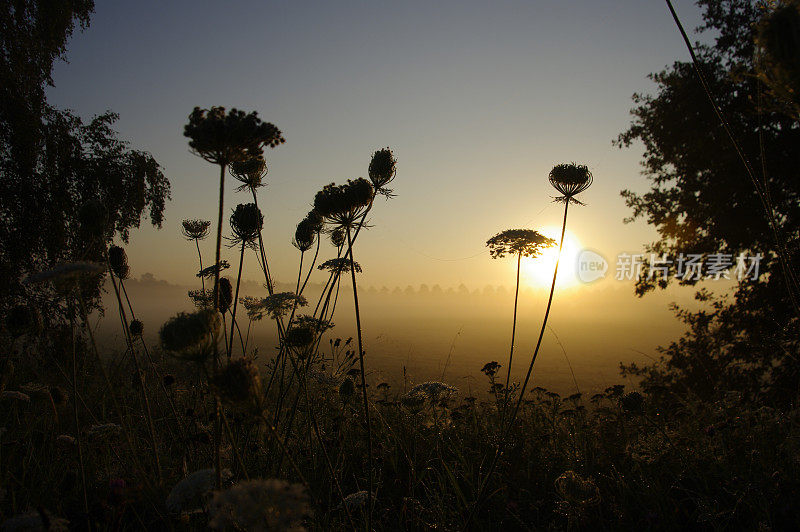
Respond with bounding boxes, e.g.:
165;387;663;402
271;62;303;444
520;227;582;288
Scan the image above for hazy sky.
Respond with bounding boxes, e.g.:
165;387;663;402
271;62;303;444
48;0;708;294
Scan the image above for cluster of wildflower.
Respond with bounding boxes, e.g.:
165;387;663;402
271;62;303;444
184;106;284;166
208;479;311;530
212;358;261;405
486;229;556;259
402;381;458;406
318;258;362;274
182;219;211;240
615;252;763;281
229;203;263;245
244;292;307;321
197;261;230;279
230;155;268;192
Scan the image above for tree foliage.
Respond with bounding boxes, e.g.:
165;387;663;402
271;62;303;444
617;0;800;402
0;1;171;320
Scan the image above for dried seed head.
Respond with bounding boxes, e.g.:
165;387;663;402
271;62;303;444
292;216;317;252
182;219;212;240
549;163;593;203
108;246;130;279
229;203;263;244
368;147;397;196
129;319;144;337
218;277;233;314
183;106;284;167
330;228;346;248
159;310;219;359
230;154;268;191
284;325;315;348
212;358;261;404
313;178;374;228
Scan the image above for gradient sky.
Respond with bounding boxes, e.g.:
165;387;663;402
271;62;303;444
47;0;709;294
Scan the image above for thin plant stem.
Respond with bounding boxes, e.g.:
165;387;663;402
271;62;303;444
502;252;522;420
196;238;205;292
346;225;374;529
228;241;246;358
108;264;162;483
212;162;227;489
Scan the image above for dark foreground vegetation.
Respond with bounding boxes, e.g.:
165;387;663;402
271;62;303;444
3;0;800;530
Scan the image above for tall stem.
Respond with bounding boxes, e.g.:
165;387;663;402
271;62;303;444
212;162;226;489
346;225;373;529
501;252;522;420
196;238;205;292
228;241;246;358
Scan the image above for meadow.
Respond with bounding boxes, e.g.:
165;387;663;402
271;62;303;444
2;131;799;531
4;1;800;530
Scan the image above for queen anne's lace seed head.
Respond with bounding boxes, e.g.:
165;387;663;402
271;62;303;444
182;219;212;240
549;163;593;204
486;229;556;259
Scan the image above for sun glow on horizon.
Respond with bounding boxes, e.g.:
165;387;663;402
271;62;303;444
521;227;582;288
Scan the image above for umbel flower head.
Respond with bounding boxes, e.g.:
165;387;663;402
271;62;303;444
486;229;556;259
182;219;211;240
313;178;374;228
218;277;233;314
318;258;362;274
292;212;321;252
245;292;308;321
129;319;144;337
230;154;268;192
198;260;230;279
284;324;315;348
368;147;397;197
330;228;346;248
183;106;284;166
108;245;130;279
229;203;263;245
549;163;593;204
212;357;261;404
159;309;219;360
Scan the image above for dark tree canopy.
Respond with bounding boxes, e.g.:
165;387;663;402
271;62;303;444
617;0;800;402
0;1;171;320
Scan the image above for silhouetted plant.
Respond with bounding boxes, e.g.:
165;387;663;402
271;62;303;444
108;245;130;280
182;219;212;291
230;154;268;193
226;204;262;358
469;163;592;526
368;147;397;197
159;310;219;360
486;229;555;415
184;106;282;487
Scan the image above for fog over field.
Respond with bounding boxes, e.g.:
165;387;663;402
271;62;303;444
97;273;692;395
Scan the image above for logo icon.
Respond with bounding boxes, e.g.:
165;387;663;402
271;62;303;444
576;249;608;283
